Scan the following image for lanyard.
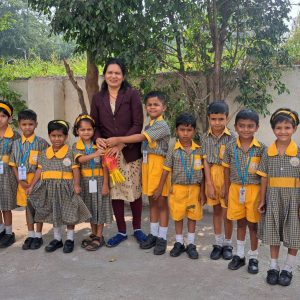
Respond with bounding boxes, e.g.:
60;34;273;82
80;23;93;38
0;138;9;158
179;149;195;184
234;146;254;187
84;142;95;178
19;136;37;166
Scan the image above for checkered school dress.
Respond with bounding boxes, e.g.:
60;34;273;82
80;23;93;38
72;141;112;225
0;127;20;211
28;145;91;227
257;141;300;249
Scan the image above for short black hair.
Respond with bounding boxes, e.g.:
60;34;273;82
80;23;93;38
73;114;95;137
176;112;196;129
18;109;37;122
270;108;299;129
144;91;166;105
48;120;69;135
235;109;259;126
0;100;14;117
208;100;229;116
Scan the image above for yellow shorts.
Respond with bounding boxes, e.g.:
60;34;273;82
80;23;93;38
206;164;226;208
17;173;35;207
227;183;260;223
169;184;202;221
142;154;170;197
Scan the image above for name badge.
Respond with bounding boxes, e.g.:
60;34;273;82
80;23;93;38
89;179;97;193
239;187;246;204
18;165;27;181
0;161;3;174
142;150;148;164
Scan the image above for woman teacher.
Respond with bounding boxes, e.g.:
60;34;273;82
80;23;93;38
90;58;146;247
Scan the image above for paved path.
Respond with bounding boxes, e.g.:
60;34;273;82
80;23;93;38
0;206;299;300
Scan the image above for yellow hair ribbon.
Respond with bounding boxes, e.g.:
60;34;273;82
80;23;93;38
274;110;297;123
55;120;69;130
75;115;95;125
0;103;12;116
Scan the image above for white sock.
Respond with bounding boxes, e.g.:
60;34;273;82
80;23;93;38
5;225;12;235
118;232;127;236
150;222;159;237
0;223;5;233
188;232;195;245
176;234;184;245
67;229;74;241
248;249;258;260
223;239;232;246
270;259;279;271
35;232;42;238
283;254;297;273
28;231;35;238
215;234;224;246
236;240;245;258
53;226;62;241
158;226;168;240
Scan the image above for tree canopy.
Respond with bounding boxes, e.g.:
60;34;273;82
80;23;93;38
27;0;292;129
0;0;75;60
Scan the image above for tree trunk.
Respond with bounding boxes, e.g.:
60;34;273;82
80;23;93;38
85;52;99;105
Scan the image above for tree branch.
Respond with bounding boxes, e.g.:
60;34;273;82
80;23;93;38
63;59;88;114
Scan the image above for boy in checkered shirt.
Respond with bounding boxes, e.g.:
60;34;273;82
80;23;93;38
222;109;265;274
201;101;235;261
154;113;205;259
106;91;171;255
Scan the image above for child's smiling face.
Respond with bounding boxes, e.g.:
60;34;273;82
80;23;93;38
77;120;94;142
234;119;258;140
49;130;67;149
273;120;296;143
145;96;165;119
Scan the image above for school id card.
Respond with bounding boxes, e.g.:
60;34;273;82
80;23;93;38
239;187;246;204
18;165;27;181
89;179;97;193
0;160;3;174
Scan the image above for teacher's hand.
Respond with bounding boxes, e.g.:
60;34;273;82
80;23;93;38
96;138;107;149
106;144;125;157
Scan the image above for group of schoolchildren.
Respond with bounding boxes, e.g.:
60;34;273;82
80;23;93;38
0;91;299;287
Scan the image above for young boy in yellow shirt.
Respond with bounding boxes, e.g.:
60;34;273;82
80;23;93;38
222;109;265;274
201;101;235;260
154;113;205;259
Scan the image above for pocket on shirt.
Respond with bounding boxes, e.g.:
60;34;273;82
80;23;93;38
219;145;226;159
29;150;39;165
194;154;202;170
249;156;260;174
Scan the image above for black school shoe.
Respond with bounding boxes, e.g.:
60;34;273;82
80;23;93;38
170;242;186;257
153;237;167;255
186;244;199;259
30;237;43;250
45;239;63;252
228;255;246;270
140;234;157;249
266;269;279;285
22;237;34;250
63;239;75;253
222;245;233;260
0;230;5;240
278;270;293;286
248;258;259;274
210;245;223;260
0;233;15;248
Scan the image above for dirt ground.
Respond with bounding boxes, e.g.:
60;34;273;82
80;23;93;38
0;206;299;300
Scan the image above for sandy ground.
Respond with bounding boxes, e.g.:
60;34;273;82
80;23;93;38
0;206;299;300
